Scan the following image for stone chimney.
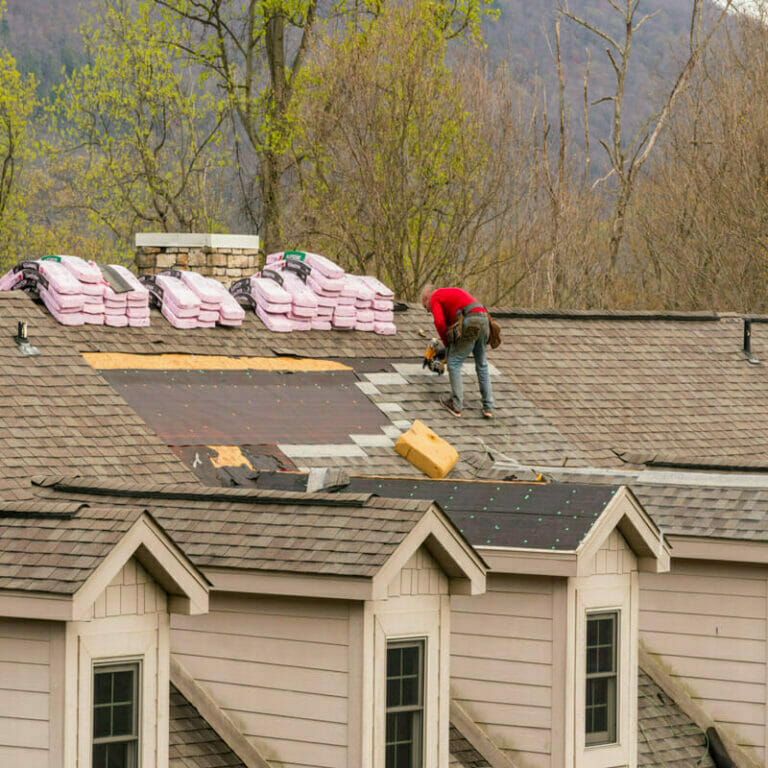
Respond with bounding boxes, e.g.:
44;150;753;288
134;233;261;284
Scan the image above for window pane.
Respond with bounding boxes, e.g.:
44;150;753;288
94;673;112;705
586;646;598;674
396;742;411;768
587;618;598;646
402;646;419;676
598;645;614;673
386;743;396;768
113;671;133;703
401;676;418;706
396;712;412;741
598;617;614;645
387;647;401;677
106;741;128;768
93;743;107;768
386;712;396;742
112;703;133;736
387;678;400;708
93;705;111;738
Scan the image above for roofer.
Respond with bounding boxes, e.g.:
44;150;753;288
421;284;494;418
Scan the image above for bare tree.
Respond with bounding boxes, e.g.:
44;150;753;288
558;0;732;269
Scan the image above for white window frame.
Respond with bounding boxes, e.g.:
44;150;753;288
585;611;618;746
92;661;141;767
385;640;425;768
573;574;636;768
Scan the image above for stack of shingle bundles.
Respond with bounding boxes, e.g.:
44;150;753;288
36;258;87;325
356;275;396;335
229;271;297;332
0;265;22;291
270;260;319;330
139;274;203;329
54;255;105;325
158;269;221;328
179;270;245;326
105;264;151;327
342;276;377;332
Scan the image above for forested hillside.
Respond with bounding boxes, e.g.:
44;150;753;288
0;0;763;315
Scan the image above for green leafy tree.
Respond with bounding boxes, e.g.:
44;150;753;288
292;2;528;300
150;0;496;256
47;0;228;245
0;3;37;269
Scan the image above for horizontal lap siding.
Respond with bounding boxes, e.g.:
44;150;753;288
451;574;554;768
640;560;768;759
0;619;50;766
171;594;350;768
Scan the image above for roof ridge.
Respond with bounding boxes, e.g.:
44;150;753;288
31;476;375;509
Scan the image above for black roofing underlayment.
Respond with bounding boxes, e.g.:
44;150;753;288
255;472;617;550
98;368;390;446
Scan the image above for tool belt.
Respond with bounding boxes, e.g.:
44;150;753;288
446;302;483;346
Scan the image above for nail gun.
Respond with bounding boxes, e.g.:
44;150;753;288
423;339;446;375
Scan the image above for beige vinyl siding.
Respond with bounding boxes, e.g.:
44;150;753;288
591;529;637;576
639;559;768;763
171;594;351;768
388;547;449;597
91;558;168;619
0;619;51;768
451;574;555;768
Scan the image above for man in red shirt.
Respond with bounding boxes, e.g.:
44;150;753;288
420;284;494;418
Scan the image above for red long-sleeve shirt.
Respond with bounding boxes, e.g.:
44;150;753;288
428;287;486;346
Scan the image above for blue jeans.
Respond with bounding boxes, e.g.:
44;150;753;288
446;313;494;412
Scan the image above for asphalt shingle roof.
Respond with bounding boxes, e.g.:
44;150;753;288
169;684;246;768
0;478;435;593
638;669;715;768
0;293;196;500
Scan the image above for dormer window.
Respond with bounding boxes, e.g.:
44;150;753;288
586;612;618;745
92;662;140;768
386;641;424;768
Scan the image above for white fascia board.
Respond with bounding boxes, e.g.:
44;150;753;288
0;590;73;621
204;568;374;600
72;513;209;620
667;535;768;564
135;233;260;250
477;546;578;577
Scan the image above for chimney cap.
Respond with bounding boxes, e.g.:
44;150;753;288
135;233;260;250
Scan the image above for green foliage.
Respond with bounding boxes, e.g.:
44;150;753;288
0;2;38;270
45;0;228;246
294;2;506;299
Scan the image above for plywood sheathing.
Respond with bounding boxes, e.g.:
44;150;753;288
83;352;351;372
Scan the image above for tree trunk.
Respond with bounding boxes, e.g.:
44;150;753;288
260;149;282;256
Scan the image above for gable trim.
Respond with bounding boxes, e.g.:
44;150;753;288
72;512;209;621
371;504;487;600
576;486;669;576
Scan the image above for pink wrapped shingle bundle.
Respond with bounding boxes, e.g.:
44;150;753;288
36;258;87;325
102;264;151;327
266;250;345;279
57;255;102;284
139;274;201;329
343;276;376;309
270;261;318;319
166;269;245;327
0;268;22;291
229;273;307;332
332;303;356;330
